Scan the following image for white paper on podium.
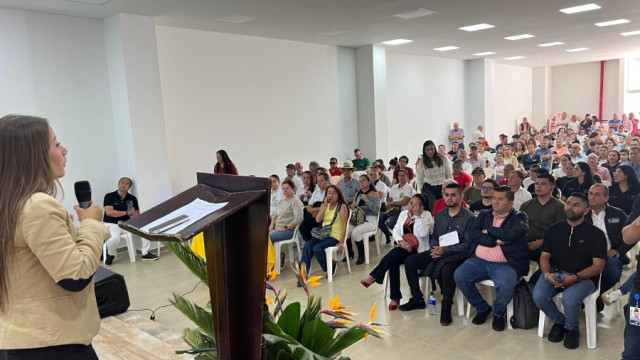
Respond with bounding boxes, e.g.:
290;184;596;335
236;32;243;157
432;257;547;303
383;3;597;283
140;198;228;235
438;231;460;247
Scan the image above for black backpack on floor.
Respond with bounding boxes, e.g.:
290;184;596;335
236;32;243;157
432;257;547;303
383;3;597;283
510;279;539;329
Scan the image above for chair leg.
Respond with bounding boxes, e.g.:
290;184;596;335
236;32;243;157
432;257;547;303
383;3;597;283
156;242;161;258
325;248;334;283
456;288;465;317
375;230;381;256
507;300;514;329
585;293;598;349
295;239;302;263
274;243;282;274
288;243;294;264
363;237;370;264
124;234;136;263
537;310;546;338
102;243;108;266
344;247;351;274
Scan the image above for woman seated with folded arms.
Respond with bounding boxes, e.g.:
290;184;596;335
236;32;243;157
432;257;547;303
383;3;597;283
360;194;433;310
269;179;303;243
347;174;381;265
299;185;349;276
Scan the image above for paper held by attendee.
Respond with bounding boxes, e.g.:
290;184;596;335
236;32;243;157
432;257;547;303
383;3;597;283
439;231;460;247
140;198;228;235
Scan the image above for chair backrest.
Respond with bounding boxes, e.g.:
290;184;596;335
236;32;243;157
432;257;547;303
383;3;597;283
353;170;366;178
331;175;341;184
483;168;496;179
383;170;394;180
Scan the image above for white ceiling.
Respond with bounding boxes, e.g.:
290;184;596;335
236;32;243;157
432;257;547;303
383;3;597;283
2;0;640;67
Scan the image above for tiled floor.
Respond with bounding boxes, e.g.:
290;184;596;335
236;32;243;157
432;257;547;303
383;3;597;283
108;245;629;359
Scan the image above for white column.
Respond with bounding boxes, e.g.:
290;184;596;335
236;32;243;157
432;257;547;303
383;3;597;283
533;66;552;129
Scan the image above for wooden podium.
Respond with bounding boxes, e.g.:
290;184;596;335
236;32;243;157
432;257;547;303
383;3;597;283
119;173;270;360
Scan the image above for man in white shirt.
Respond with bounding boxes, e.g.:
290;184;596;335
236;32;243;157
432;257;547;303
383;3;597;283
567;115;581;134
294;162;304;183
378;169;414;244
457;150;473;173
569;143;586;163
472;125;484;143
508;170;532;210
556;112;569;128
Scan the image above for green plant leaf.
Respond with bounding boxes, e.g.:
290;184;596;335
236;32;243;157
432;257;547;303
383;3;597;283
181;328;217;359
318;327;365;357
170;292;215;339
163;241;208;284
277;302;301;340
300;317;335;354
300;296;322;331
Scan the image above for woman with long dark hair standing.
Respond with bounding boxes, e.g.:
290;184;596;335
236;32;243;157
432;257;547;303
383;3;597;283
416;140;452;200
0;115;110;359
213;149;238;175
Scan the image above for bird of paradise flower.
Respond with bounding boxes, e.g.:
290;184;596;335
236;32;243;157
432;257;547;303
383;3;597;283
357;302;388;341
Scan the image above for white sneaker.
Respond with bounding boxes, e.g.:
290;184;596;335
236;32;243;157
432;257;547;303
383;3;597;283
602;289;623;305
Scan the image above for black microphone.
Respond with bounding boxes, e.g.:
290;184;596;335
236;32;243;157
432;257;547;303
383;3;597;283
74;181;92;209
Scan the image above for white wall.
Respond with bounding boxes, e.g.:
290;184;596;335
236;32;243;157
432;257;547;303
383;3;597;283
493;63;533;135
386;52;465;160
0;8;120;213
551;62;600;118
155;26;358;194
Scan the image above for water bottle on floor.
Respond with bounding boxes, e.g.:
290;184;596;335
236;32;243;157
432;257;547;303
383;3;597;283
428;291;437;315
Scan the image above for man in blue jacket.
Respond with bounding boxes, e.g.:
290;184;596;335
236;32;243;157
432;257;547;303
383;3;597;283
454;186;529;331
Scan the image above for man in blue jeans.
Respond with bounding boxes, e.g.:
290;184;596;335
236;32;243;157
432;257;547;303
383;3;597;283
621;196;640;359
533;192;606;349
454;186;529;331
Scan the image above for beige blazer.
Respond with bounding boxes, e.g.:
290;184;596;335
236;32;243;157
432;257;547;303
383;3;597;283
0;192;110;349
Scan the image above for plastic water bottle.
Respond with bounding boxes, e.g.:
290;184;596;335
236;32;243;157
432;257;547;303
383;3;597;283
555;272;564;284
428;291;437;315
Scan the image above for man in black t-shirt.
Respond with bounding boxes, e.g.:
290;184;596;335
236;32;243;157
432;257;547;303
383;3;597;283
533;192;606;350
103;177;157;265
469;179;497;215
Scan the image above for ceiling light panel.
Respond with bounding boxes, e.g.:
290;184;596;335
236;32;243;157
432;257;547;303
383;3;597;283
504;34;535;40
434;46;460;51
473;52;496;56
459;23;495;32
212;14;257;24
566;47;589;52
595;19;630;27
382;39;413;45
391;8;438;19
538;42;565;47
559;3;601;14
621;30;640;36
504;56;525;60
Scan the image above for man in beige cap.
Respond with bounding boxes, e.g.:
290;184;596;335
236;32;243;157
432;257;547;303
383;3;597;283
337;161;359;204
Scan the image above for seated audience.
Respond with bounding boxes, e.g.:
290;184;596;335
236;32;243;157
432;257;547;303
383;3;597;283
448;142;460;161
477;142;494;161
467;145;492;169
585;184;631;312
587;153;611;182
393;155;415;181
514;141;527;163
309;161;320;182
269;180;303;246
620;148;630;163
449;122;465;149
213;149;238;175
296;170;316;205
609;113;621;132
620;146;640;177
298;173;330;242
439;144;452;161
388;157;398;171
469;179;498;215
452;160;472;190
294;162;304;182
609;165;640;215
569;143;587;163
378;169;414;244
454;186;529;331
456;149;473;173
498;164;514;186
348;174;381;265
493;153;506;178
508;170;532;209
352;148;370;171
495;134;509;151
533;192;606;349
361;194;433;311
337;162;360;204
463;167;486;206
400;184;475;325
522;143;542;171
552;154;571;178
536;136;553;171
523;164;541;190
299;185;349;279
284;163;304;190
561;162;594;201
371;161;392;187
328;157;342;176
269;174;284;216
526;168;561;199
416;140;452;200
370;168;389;206
432;180;470;215
602;150;620;179
555;162;575;195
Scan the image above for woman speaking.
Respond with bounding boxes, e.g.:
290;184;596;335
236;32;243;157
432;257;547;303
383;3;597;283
0;115;110;359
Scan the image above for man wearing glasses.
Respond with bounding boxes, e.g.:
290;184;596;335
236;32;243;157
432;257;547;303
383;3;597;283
328;157;342;176
469;179;498;215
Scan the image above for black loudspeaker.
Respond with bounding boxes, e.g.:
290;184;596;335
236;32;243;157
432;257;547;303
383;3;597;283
94;266;130;318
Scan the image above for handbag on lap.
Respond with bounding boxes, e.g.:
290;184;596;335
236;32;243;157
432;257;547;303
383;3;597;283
311;204;341;240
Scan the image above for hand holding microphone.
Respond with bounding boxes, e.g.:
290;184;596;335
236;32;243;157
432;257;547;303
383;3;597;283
73;181;103;221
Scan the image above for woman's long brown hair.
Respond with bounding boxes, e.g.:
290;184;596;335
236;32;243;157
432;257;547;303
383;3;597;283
0;115;59;313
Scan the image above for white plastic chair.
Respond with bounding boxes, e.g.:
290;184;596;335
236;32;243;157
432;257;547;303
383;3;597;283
383;272;465;316
103;231;136;265
273;226;301;274
325;210;353;282
537;280;600;349
465;279;515;330
483;168;496;179
361;205;382;265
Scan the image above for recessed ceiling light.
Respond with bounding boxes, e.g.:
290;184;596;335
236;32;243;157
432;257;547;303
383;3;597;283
391;8;438;19
559;3;601;14
212;14;258;24
504;56;525;60
472;52;496;56
504;34;535;41
382;39;413;45
538;42;565;47
312;29;348;36
66;0;111;4
434;46;460;52
621;30;640;36
459;23;495;32
595;19;630;27
566;47;589;52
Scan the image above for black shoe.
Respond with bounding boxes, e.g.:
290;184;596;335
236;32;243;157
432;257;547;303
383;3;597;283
547;323;565;343
399;298;426;311
596;297;605;312
563;329;580;349
355;241;365;265
492;315;506;331
280;253;286;270
326;261;339;278
141;252;158;261
105;254;115;266
472;306;493;325
440;309;453;326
